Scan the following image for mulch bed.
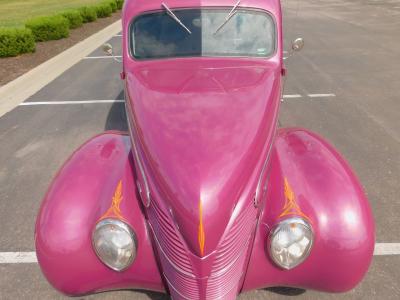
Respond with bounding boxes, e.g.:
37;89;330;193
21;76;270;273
0;12;121;87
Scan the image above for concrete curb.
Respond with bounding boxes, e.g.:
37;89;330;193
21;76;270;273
0;20;122;118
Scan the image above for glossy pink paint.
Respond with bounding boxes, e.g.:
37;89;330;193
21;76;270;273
35;132;164;294
242;128;375;292
35;0;374;299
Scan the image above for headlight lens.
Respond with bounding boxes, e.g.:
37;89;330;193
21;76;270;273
92;219;137;271
269;217;313;270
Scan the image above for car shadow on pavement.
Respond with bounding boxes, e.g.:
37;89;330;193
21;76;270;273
130;290;169;300
265;286;306;296
141;291;170;300
104;90;128;131
83;289;169;300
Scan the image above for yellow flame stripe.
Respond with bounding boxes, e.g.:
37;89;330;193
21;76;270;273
100;180;125;221
198;200;205;256
278;178;310;222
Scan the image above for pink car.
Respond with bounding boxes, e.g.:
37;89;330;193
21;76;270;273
35;0;375;299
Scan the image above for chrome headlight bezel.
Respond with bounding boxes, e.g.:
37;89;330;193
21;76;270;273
268;217;314;270
92;218;137;272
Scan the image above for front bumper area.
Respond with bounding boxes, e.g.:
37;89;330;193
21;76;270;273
35;129;374;298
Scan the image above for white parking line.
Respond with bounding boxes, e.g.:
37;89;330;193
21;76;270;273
19;100;125;106
374;243;400;255
0;20;122;118
114;34;122;37
17;93;334;107
283;94;302;99
282;93;336;100
84;56;122;59
17;94;335;107
0;252;37;263
0;243;399;263
308;93;336;98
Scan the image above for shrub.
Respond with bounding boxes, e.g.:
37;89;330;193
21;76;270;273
0;27;35;57
94;3;113;18
61;10;83;29
25;15;69;42
116;0;124;10
79;6;98;23
105;0;118;13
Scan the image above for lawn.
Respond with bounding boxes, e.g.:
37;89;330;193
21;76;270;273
0;0;106;27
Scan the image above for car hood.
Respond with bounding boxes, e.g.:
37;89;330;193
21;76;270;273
126;58;280;256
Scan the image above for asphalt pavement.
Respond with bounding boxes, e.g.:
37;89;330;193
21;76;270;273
0;0;399;299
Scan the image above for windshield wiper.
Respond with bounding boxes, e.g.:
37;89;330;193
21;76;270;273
161;2;192;34
214;0;241;35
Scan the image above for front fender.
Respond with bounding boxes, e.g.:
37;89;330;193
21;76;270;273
242;128;375;292
35;132;164;295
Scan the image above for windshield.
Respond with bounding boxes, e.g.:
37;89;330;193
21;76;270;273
130;8;276;59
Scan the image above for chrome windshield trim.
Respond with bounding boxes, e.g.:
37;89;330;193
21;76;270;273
128;7;278;61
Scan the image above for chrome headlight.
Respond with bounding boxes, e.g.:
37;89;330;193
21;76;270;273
92;219;137;271
269;217;313;270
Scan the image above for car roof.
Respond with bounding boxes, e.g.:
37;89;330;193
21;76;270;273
123;0;281;22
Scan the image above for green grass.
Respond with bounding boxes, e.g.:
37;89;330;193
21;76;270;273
0;0;109;27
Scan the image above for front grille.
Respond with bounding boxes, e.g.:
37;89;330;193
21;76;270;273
148;197;257;300
149;198;194;275
148;197;201;300
211;202;257;273
207;202;258;299
163;268;199;300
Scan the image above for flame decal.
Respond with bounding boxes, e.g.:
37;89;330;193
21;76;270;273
278;178;310;222
100;180;125;221
198;200;205;256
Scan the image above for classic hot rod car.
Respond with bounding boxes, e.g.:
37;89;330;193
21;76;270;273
35;0;375;299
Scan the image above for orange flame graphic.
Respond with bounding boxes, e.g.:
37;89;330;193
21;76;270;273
278;178;310;222
100;180;125;221
198;200;205;257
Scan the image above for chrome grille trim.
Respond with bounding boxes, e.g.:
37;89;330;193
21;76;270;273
148;193;258;299
212;201;257;273
149;197;194;275
148;223;195;277
206;201;258;299
207;238;252;299
164;274;199;300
